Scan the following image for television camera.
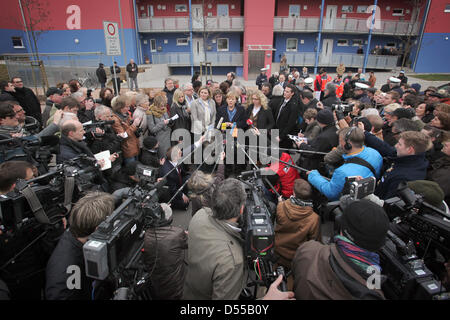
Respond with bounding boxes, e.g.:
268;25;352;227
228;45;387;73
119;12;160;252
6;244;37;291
238;169;288;297
319;179;449;299
83;120;115;138
332;103;354;115
83;180;168;300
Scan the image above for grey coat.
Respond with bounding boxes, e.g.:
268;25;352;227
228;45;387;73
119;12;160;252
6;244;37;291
183;208;247;300
147;112;172;159
190;98;216;135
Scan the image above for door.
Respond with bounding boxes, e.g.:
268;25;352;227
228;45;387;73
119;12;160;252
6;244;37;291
217;4;229;16
248;50;265;75
147;5;154;17
192;5;204;29
321;39;333;65
193;38;205;64
324;5;337;29
289;5;300;17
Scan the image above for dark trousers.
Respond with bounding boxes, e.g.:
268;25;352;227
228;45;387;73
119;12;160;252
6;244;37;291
112;78;121;95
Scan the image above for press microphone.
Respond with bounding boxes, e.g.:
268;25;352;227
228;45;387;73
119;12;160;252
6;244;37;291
216;117;224;130
246;119;255;129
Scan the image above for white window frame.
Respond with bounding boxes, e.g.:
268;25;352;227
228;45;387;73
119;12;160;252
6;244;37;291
341;5;353;13
175;4;188;12
392;8;404;16
217;4;229;17
176;38;189;46
352;39;364;46
12;37;24;48
289;5;301;17
217;38;229;51
445;4;450;12
337;39;349;47
357;5;368;13
286;38;298;52
150;39;157;52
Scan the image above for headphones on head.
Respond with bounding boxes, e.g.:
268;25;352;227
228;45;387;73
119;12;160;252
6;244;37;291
344;127;356;151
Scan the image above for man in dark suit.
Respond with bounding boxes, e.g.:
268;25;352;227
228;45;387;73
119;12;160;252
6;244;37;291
159;144;191;210
275;84;300;149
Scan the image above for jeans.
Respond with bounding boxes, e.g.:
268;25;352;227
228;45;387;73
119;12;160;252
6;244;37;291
129;77;138;91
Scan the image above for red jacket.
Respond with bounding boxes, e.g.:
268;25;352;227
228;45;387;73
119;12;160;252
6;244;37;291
265;153;300;198
314;74;332;92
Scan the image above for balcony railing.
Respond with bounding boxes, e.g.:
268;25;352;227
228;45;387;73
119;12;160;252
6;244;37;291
151;52;243;66
274;17;420;35
284;52;399;69
138;16;244;32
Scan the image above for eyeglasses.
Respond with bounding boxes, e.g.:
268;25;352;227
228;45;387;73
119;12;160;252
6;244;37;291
13;80;23;83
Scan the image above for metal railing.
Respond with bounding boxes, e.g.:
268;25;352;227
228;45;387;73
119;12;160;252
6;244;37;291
138;16;244;32
284;52;399;69
274;17;420;35
151;52;243;66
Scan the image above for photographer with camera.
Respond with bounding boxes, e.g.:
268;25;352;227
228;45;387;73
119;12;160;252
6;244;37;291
72;91;95;124
292;199;388;299
184;178;294;300
45;192;115;300
307;127;382;201
321;82;342;110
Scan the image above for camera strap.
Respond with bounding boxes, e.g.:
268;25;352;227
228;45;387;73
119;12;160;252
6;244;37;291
64;176;75;212
19;186;50;224
344;157;376;176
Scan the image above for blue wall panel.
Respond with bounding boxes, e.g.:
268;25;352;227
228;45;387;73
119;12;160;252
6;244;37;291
415;33;450;73
0;29;29;55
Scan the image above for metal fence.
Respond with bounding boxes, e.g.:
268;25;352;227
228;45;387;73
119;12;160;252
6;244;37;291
151;52;243;66
1;52;106;91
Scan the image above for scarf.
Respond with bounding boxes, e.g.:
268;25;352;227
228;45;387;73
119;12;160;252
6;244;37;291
149;104;167;118
334;235;381;275
227;107;237;122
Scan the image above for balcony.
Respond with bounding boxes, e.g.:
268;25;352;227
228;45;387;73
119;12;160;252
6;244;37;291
138;16;244;33
274;17;420;36
283;52;399;69
151;52;243;66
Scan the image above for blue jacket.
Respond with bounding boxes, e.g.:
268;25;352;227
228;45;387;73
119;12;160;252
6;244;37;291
308;146;383;201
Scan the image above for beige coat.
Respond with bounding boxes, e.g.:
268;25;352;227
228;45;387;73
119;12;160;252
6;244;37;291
190;98;216;135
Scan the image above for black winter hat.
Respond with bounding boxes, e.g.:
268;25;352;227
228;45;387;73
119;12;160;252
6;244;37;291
143;136;158;150
340;199;389;252
123;161;138;176
316;109;335;125
389;108;413;119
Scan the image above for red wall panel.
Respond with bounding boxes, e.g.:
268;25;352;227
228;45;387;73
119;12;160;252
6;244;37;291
424;0;450;33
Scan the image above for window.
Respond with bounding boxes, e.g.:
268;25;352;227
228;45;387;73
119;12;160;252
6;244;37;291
12;37;24;48
341;5;353;13
148;5;154;17
217;4;229;16
217;38;229;51
289;5;301;17
357;5;368;13
392;8;404;16
353;39;364;46
286;38;298;51
150;39;156;52
176;38;189;46
337;39;349;46
445;4;450;12
175;4;187;12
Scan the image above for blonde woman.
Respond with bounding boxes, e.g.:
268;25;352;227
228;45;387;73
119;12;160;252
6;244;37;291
132;93;151;147
147;92;172;158
170;88;191;132
245;89;275;130
190;86;216;136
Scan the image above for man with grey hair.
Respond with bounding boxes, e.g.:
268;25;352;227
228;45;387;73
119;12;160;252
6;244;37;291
182;82;197;108
184;178;295;300
321;82;341;110
126;58;139;91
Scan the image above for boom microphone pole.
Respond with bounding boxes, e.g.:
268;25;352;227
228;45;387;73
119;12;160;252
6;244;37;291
245;144;328;155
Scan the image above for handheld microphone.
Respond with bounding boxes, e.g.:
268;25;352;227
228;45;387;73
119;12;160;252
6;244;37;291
246;119;255;129
216;117;224;130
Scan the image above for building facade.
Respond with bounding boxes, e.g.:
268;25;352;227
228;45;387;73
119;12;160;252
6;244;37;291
0;0;448;80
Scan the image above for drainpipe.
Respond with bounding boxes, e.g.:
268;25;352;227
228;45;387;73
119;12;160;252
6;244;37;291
314;0;325;74
412;0;431;72
132;0;142;64
189;0;194;77
363;0;378;73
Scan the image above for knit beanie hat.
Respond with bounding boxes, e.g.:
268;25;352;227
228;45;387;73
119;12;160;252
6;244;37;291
340;199;389;252
407;180;444;208
411;83;421;93
316;109;335;125
143;136;158;150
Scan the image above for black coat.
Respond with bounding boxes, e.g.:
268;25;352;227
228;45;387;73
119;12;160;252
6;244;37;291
96;67;107;83
269;96;284;120
45;230;92;300
275;98;299;141
57;135;94;164
11;87;42;125
215;105;248;129
110;170;138;192
245;105;275;130
298;124;339;170
256;74;268;90
126;63;138;78
110;65;121;78
143;225;187;300
159;160;190;208
321;93;341;110
140;148;161;168
163;87;176;114
0;91;17;102
170;102;191;132
428;155;450;206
